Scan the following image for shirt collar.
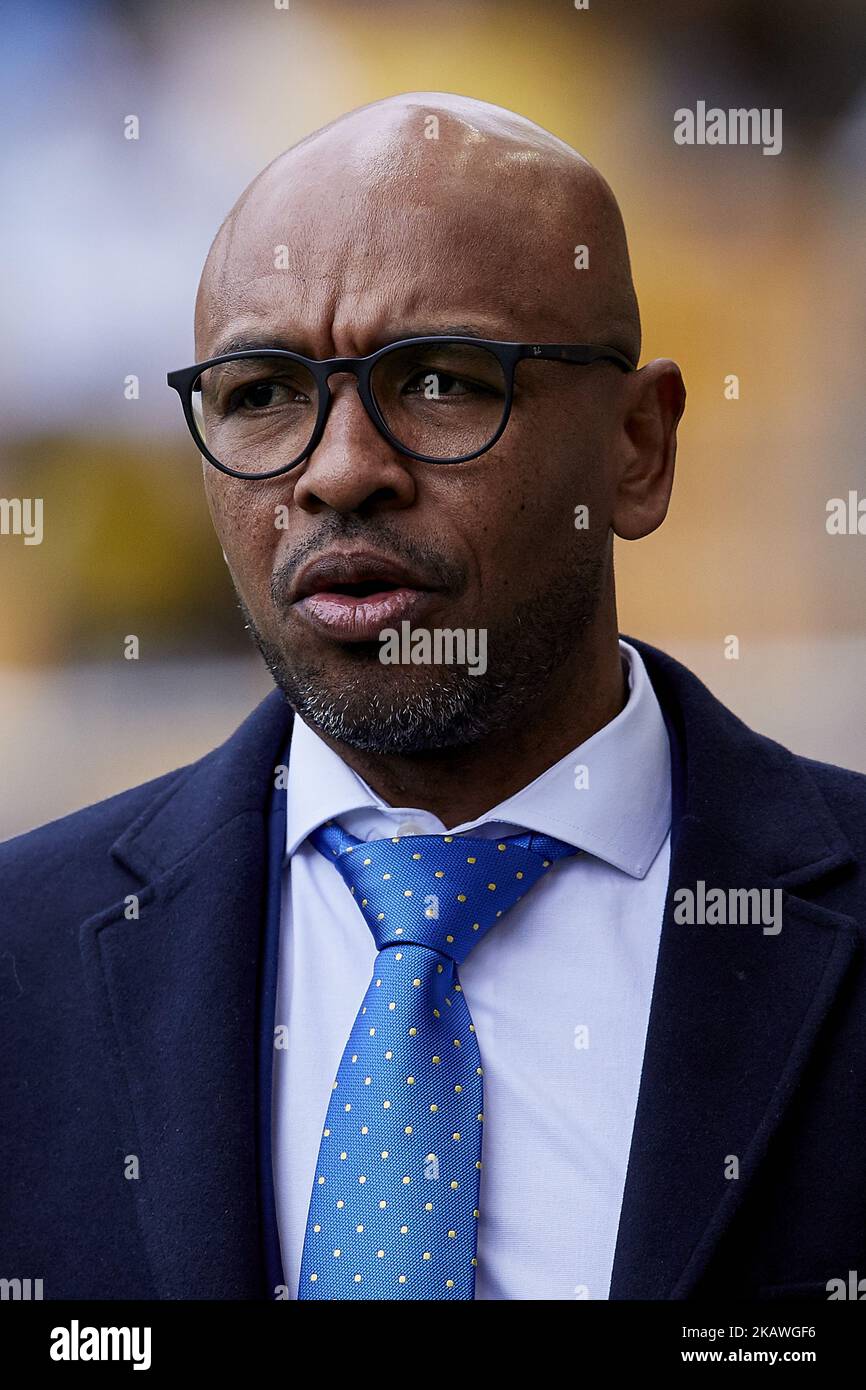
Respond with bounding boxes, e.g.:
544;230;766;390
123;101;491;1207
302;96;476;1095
285;639;671;879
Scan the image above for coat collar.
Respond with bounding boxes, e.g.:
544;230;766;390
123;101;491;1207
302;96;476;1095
79;646;859;1299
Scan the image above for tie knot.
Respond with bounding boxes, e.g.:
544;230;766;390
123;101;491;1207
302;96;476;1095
310;822;577;964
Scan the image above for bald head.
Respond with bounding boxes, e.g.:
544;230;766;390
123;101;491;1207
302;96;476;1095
195;92;640;364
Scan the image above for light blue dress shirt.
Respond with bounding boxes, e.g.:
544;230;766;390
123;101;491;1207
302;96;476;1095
272;639;671;1299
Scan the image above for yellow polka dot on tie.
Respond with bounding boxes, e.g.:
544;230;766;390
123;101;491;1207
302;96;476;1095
423;1251;431;1261
457;894;466;903
498;843;506;851
344;1103;351;1111
404;1125;413;1134
313;1224;321;1232
336;1200;344;1209
333;1249;341;1257
391;837;400;844
433;1009;440;1018
359;1175;367;1184
369;1027;375;1036
516;871;524;879
356;1224;364;1232
430;1104;438;1113
383;1100;391;1109
323;1128;331;1136
454;1038;461;1047
340;1152;347;1160
409;1027;417;1036
455;1084;463;1093
478;1113;484;1123
451;1181;459;1190
361;1126;368;1134
473;1209;480;1219
453;1132;461;1141
446;1279;455;1288
412;852;421;860
488;883;496;891
395;952;403;959
377;1249;385;1257
425;1202;433;1211
354;1273;362;1282
377;912;385;921
364;858;372;866
472;923;480;932
443;835;454;842
383;872;391;880
403;890;412;898
413;978;421;987
543;859;551;867
446;934;454;944
381;1150;388;1159
364;1076;371;1085
379;1201;387;1209
400;1225;408;1234
467;856;476;864
310;1273;318;1282
385;1051;392;1060
361;899;367;907
398;1274;407;1284
388;1002;396;1011
436;964;444;973
317;1176;324;1185
432;1055;441;1064
448;1230;457;1239
435;870;444;878
402;1176;411;1185
407;1076;415;1085
471;1258;478;1267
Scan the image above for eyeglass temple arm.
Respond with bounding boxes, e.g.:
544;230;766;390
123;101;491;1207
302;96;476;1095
518;345;636;371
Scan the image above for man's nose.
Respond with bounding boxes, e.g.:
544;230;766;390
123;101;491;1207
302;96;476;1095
292;372;417;516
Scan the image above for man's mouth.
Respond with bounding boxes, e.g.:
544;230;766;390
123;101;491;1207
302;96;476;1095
289;551;444;641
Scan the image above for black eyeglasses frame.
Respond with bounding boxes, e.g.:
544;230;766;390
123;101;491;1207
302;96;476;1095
166;336;636;479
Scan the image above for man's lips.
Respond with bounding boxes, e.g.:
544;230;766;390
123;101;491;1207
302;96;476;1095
289;551;444;642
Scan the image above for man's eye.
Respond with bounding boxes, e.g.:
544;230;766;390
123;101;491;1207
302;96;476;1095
230;380;310;411
402;371;489;398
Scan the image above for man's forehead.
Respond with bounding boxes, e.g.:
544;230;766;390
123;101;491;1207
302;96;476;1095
197;199;575;357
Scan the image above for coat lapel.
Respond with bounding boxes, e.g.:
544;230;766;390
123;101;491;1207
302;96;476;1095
78;688;293;1299
609;642;860;1298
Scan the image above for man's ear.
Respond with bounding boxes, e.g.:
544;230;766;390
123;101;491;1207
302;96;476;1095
611;359;686;541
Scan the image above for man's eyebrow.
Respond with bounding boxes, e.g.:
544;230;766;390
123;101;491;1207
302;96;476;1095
206;324;504;360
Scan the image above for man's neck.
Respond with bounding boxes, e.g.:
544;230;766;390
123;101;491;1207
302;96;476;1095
309;639;628;828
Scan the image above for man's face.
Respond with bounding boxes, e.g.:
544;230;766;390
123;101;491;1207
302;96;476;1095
197;125;627;752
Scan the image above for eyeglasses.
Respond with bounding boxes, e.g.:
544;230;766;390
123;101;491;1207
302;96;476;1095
167;335;635;479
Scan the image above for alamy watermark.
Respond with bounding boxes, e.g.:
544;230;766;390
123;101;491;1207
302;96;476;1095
674;102;782;156
0;497;43;545
674;881;783;935
379;621;487;676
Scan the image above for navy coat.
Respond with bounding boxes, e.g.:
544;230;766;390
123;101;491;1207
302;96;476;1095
1;640;864;1300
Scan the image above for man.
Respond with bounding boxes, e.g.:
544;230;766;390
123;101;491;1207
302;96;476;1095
1;93;864;1303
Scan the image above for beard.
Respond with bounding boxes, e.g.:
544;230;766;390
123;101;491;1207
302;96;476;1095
233;516;608;754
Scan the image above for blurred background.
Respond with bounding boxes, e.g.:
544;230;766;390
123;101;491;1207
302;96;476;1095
1;0;864;839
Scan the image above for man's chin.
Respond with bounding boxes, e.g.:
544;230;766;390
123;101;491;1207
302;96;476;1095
270;664;503;754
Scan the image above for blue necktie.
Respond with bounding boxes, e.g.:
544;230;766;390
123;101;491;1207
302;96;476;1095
297;821;578;1300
